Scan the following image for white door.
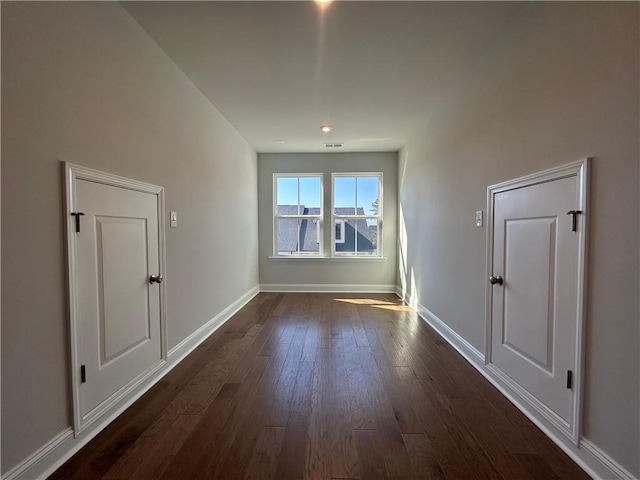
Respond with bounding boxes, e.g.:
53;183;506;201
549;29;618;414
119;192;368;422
66;165;165;431
488;161;587;440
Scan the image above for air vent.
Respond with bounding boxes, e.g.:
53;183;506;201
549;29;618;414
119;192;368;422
324;143;343;148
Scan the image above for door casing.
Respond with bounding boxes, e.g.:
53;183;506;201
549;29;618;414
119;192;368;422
64;162;168;435
485;158;589;444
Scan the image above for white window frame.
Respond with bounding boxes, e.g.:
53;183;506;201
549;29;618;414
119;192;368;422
331;172;383;257
273;173;323;256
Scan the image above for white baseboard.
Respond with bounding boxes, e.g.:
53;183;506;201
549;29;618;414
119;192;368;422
2;428;74;480
581;439;639;480
4;285;260;480
259;283;397;293
418;304;485;365
168;285;260;361
396;287;483;365
397;289;638;480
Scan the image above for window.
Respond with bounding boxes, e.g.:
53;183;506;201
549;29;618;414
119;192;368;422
272;172;383;259
332;173;382;256
274;174;323;256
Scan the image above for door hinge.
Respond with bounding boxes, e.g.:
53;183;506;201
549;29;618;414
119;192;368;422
566;210;582;232
566;370;573;389
70;212;85;233
81;365;86;384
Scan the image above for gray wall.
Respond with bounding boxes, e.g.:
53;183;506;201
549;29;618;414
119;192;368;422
398;2;639;476
258;153;397;289
1;2;258;473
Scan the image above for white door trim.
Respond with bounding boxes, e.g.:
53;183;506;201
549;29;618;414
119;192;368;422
64;162;168;435
484;158;590;445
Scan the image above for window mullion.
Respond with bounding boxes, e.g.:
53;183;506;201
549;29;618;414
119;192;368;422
297;177;301;216
354;217;358;254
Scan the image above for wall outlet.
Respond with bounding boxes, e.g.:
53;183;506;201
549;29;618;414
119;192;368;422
170;211;178;228
475;210;483;228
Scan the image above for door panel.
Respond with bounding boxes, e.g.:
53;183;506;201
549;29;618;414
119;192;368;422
97;216;151;365
503;216;556;372
491;176;577;424
76;179;162;418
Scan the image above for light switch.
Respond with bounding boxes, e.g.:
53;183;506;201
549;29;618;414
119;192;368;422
170;211;178;228
475;210;483;228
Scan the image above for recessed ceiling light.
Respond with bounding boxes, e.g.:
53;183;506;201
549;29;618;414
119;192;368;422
320;124;332;133
275;140;285;144
316;0;333;5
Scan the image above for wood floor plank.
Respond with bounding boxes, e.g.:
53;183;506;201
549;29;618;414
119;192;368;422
125;414;201;480
226;315;277;384
48;293;591;480
362;328;423;434
202;354;273;480
158;382;244;480
355;429;388;480
243;427;285;480
273;360;315;479
304;347;331;480
395;362;490;479
402;433;446;480
263;321;309;427
515;454;562;479
212;343;296;479
329;337;361;479
356;348;418;480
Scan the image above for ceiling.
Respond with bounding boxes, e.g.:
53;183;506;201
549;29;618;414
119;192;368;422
123;1;523;153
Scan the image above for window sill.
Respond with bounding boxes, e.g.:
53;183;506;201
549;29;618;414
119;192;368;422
269;255;387;262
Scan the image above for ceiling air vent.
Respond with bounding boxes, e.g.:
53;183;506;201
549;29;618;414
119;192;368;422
324;143;343;148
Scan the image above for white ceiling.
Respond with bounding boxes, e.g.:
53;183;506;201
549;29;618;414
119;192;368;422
123;1;523;153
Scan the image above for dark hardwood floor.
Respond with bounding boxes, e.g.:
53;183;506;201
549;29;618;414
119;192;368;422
49;293;590;479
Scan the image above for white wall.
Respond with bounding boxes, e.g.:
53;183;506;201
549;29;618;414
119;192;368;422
398;2;638;477
258;152;397;290
1;2;258;474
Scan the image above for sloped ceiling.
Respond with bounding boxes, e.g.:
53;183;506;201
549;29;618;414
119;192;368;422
123;1;522;153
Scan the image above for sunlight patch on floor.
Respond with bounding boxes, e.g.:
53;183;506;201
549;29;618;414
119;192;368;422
333;298;395;305
371;304;413;312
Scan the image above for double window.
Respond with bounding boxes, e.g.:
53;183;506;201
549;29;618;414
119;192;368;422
273;173;382;258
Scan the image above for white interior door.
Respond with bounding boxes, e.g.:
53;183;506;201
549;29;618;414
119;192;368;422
488;161;588;441
66;164;166;431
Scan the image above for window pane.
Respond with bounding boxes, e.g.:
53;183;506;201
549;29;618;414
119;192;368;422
334;177;356;215
357;176;379;216
277;177;299;215
276;218;320;255
276;218;300;254
299;177;321;215
299;218;320;253
334;218;378;255
362;218;379;254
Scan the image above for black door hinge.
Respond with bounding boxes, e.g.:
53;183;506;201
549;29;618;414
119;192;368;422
81;365;86;383
70;212;85;233
566;370;573;389
566;210;582;232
